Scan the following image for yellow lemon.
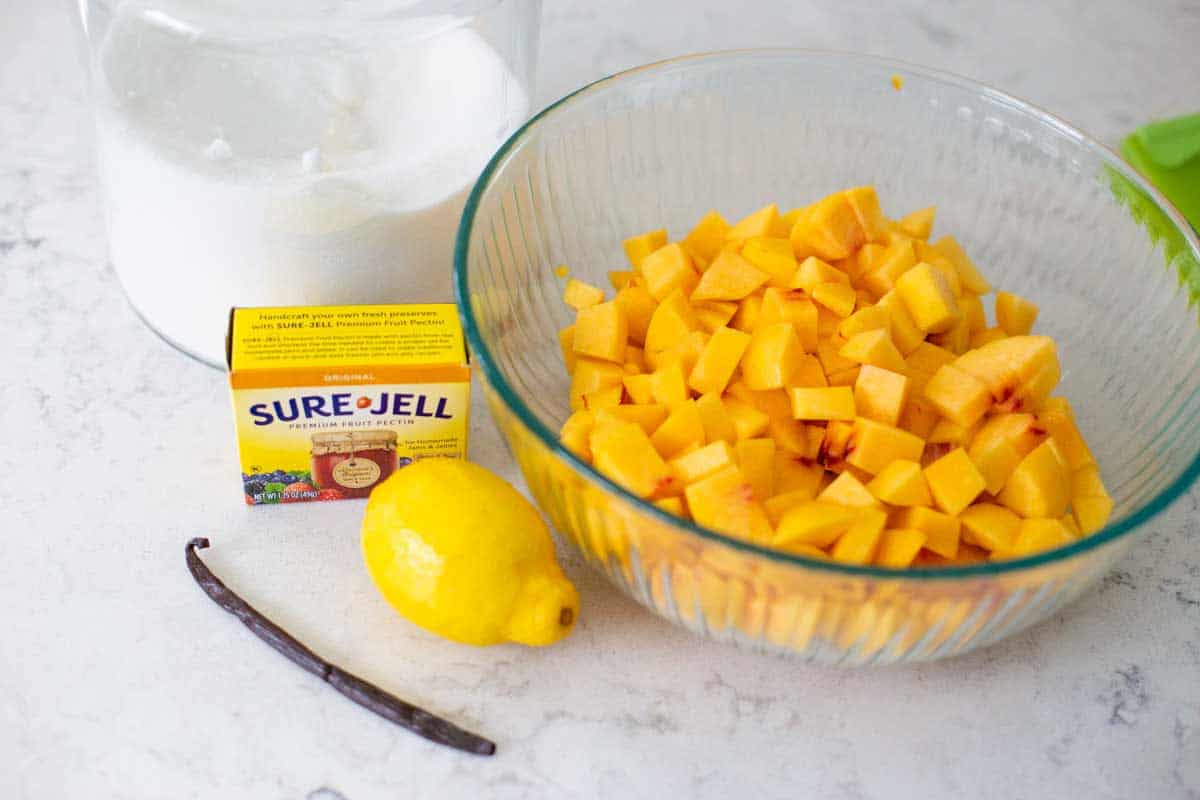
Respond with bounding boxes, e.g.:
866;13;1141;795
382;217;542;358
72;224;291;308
361;458;578;646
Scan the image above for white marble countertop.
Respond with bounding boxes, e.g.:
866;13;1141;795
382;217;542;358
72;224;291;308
3;1;1199;798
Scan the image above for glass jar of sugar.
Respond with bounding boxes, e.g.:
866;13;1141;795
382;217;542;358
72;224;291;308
75;0;540;366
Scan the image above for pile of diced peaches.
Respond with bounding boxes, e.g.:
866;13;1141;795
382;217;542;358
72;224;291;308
555;187;1113;568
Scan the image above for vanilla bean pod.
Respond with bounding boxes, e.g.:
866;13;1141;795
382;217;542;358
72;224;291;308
185;537;494;756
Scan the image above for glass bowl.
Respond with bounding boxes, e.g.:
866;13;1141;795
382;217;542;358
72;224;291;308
454;50;1200;665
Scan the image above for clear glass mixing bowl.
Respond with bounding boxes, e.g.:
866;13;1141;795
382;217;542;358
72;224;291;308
455;51;1200;664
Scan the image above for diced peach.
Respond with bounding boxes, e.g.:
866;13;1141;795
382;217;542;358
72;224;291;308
654;497;686;517
1073;495;1114;535
818;420;856;471
735;438;777;500
685;465;773;542
649;362;690;406
659;330;708;374
837;305;890;340
695;393;737;444
790;386;856;421
613;283;657;346
895;262;961;333
817;337;857;375
760;288;819;351
791;193;866;260
902;342;953;383
564;278;605;310
768;417;815;457
608;270;635;290
842;186;888;243
570;357;624;410
622;229;668;269
867;460;932;507
854;365;909;426
827;367;861;387
731;382;792;422
891;506;960;558
839;328;907;373
831;507;888;564
954;335;1059;412
928;316;971;355
643;289;700;369
773;452;826;498
995;291;1039;336
845;417;926;475
641;243;699;301
682;211;730;262
930;235;991;294
1003;518;1074;557
899;396;940;439
559;324;577;373
693;300;739;333
923;447;986;515
862;240;917;297
622;373;655;405
789;354;830;389
670;440;736;485
958;503;1021;552
590;419;676;498
773;501;860;548
922;251;963;298
997;438;1070;519
818;470;882;508
875;289;925;355
742;236;799;287
875;529;927;568
969;327;1007;349
740;322;802;390
560;410;595;460
960;293;987;334
923;364;991;428
691;248;771;302
650;400;706;458
687;326;751;396
898;206;935;240
968;413;1046;494
624;345;646;373
1071;464;1114;534
1036;399;1095;470
927;417;982;448
792;256;851;293
573;300;629;363
727;204;788;241
723;399;771;440
817;307;842;338
595;404;669;435
729;293;764;333
812;282;858;318
856;242;888;273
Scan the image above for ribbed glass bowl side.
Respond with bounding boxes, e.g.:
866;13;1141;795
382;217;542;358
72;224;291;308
484;379;1133;664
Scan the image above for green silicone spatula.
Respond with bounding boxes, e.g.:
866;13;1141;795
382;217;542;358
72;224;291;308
1122;113;1200;232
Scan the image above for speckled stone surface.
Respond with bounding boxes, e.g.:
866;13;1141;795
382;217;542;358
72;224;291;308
2;1;1199;798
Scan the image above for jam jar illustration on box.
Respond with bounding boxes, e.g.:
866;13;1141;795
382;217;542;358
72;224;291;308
311;430;412;498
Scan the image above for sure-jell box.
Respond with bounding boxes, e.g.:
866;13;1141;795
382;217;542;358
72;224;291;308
227;304;470;505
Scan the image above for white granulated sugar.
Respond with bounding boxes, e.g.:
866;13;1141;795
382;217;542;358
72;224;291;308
95;4;528;364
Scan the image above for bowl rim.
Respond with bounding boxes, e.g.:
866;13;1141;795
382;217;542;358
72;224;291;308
454;48;1200;580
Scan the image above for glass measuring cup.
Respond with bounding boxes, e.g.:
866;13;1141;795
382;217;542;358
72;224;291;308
74;0;541;366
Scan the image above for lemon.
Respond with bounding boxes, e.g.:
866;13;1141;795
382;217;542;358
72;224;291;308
361;458;579;647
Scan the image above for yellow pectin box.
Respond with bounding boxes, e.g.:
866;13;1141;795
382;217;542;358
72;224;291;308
227;304;470;505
